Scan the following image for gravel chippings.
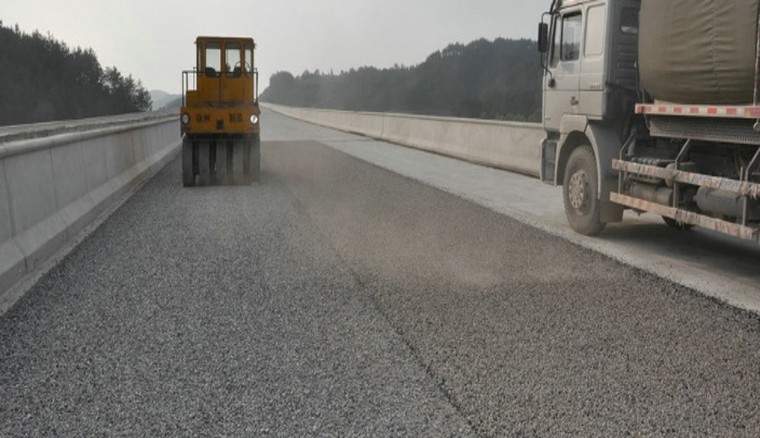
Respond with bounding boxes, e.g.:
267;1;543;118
0;153;471;436
268;141;760;437
2;139;760;436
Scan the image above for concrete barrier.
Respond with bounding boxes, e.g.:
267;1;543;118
0;114;179;297
264;103;543;177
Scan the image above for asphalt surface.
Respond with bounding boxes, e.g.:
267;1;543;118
2;117;760;435
263;106;760;313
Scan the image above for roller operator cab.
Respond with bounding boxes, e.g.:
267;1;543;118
538;0;760;244
180;36;261;187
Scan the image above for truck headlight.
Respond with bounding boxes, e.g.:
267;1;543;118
249;115;259;125
181;113;190;125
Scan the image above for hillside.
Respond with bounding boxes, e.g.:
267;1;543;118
161;96;182;111
0;22;152;126
261;38;542;122
150;90;181;110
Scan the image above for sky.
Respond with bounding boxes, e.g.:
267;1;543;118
2;1;547;95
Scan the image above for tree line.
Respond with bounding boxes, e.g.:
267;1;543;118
261;38;542;122
0;22;152;126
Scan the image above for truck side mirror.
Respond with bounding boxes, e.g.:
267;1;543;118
538;20;554;83
538;22;549;53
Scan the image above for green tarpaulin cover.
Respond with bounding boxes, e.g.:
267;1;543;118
639;0;759;104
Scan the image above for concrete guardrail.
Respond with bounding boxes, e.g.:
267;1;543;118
0;113;180;297
263;103;543;177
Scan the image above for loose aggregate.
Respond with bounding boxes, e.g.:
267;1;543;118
1;134;760;436
266;141;760;436
0;155;470;436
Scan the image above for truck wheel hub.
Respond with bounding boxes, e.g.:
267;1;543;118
568;171;590;210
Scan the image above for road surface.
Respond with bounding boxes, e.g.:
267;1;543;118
1;110;759;435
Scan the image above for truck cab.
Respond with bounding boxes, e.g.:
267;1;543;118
539;0;640;234
539;0;760;243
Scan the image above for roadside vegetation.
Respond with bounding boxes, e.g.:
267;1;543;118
0;22;152;126
261;38;541;122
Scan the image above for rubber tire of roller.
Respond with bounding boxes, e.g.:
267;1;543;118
182;138;195;187
251;135;261;182
197;142;212;186
240;140;253;185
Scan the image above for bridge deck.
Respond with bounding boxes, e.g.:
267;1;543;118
1;110;759;435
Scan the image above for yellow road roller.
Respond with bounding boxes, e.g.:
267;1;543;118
180;36;261;186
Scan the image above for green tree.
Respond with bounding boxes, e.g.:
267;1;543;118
0;22;153;126
261;38;542;122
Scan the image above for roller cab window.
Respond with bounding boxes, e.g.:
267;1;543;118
225;43;241;77
205;43;221;77
245;44;254;77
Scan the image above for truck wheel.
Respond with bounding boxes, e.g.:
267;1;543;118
662;216;694;231
563;145;605;235
182;138;195;187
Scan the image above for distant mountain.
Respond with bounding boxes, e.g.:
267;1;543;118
150;90;181;110
149;89;169;104
160;96;182;111
261;38;542;122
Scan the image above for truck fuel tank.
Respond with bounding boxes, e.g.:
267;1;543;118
629;182;674;207
695;187;760;221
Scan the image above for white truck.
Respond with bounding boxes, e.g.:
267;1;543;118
538;0;760;242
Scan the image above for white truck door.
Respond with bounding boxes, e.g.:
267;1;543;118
543;10;583;133
579;4;607;118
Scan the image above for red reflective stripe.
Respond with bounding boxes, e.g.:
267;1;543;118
637;104;760;118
